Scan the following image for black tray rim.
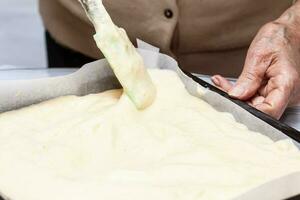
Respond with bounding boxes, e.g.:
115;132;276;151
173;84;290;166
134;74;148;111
182;70;300;144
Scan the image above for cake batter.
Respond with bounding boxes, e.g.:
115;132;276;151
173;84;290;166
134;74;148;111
0;69;300;200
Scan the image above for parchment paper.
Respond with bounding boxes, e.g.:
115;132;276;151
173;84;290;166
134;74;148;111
0;48;299;200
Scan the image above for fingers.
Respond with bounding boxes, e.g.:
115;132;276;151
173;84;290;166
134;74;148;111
248;75;292;119
229;55;271;100
219;21;299;119
212;74;292;119
229;35;276;100
211;75;233;92
248;95;265;107
256;69;298;119
255;87;290;119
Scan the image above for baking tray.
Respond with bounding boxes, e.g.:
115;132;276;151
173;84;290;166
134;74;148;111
183;71;300;200
183;70;300;144
0;49;300;200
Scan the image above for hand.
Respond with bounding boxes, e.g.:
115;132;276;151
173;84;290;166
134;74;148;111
212;3;300;119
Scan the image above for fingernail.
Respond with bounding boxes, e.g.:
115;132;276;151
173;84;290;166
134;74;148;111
212;77;220;86
229;86;245;97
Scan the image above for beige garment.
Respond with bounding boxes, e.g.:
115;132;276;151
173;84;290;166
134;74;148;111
39;0;293;77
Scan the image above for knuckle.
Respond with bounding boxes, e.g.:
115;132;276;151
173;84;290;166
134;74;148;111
247;43;277;64
289;70;300;90
280;83;292;92
248;50;274;66
261;22;283;33
278;70;299;93
259;23;276;35
242;70;262;82
248;49;263;58
260;52;277;65
247;47;278;72
259;22;291;45
268;21;283;29
290;70;299;83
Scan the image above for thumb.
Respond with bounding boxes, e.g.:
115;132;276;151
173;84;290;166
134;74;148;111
229;51;272;100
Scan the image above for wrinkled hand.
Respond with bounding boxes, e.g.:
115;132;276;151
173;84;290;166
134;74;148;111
212;3;300;119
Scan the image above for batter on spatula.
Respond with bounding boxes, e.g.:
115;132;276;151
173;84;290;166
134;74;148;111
79;0;156;109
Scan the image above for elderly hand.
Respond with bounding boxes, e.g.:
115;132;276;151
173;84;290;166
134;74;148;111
212;2;300;119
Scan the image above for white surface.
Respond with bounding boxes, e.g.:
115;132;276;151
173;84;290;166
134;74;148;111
0;66;77;80
0;0;46;68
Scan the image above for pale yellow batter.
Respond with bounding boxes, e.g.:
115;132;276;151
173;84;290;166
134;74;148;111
0;69;300;200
